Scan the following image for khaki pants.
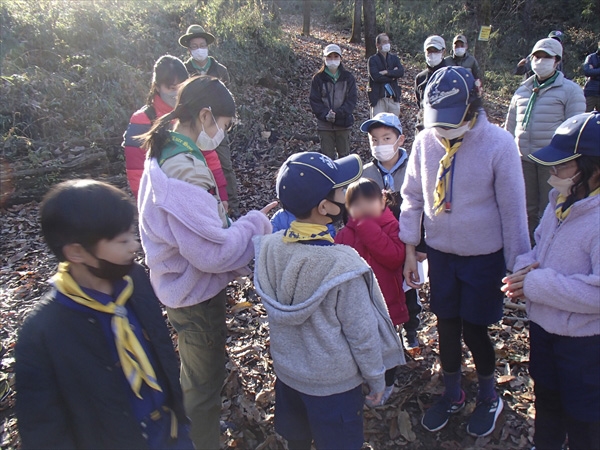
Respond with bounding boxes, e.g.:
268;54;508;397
215;132;240;213
371;97;401;118
586;95;600;112
522;159;552;243
166;290;228;450
318;129;351;159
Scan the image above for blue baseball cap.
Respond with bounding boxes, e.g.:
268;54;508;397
276;152;363;216
360;113;403;135
423;66;476;129
529;112;600;165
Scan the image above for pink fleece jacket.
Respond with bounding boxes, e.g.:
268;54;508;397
138;158;272;308
514;190;600;337
399;113;530;271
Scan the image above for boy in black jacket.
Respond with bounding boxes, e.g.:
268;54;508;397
15;180;192;450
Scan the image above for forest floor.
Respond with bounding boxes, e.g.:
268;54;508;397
0;14;534;450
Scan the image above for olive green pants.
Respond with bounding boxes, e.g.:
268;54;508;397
318;129;351;159
166;290;228;450
522;159;552;244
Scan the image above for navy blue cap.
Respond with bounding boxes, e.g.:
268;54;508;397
360;112;403;135
423;66;476;129
276;152;363;216
529;112;600;165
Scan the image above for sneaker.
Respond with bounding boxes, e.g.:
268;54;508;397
380;385;394;405
422;390;466;432
405;332;419;348
467;396;504;437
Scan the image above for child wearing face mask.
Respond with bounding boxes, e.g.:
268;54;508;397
361;113;425;349
138;76;276;449
503;112;600;450
15;180;193;450
335;178;407;406
123;58;228;205
309;43;358;159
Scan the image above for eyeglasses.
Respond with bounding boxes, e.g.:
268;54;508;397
549;162;573;175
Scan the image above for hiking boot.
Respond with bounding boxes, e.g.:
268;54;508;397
467;396;504;437
422;390;466;432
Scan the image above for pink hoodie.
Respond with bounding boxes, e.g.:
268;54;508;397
138;158;272;308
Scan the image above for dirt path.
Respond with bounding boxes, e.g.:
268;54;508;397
0;14;532;450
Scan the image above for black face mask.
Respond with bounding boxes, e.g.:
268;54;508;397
326;200;346;225
85;257;133;281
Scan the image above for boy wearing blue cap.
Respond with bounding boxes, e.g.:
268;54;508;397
253;152;404;450
360;113;424;349
503;112;600;450
401;67;530;437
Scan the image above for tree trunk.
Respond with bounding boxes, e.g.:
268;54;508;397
349;0;362;43
302;0;311;36
363;0;376;57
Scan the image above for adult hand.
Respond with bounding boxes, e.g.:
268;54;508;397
403;245;422;289
366;390;384;407
379;70;388;75
260;201;279;216
517;58;527;67
501;262;540;299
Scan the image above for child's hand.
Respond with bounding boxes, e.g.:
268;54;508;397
404;245;422;289
260;201;279;216
366;390;384;407
222;201;229;212
501;262;540;299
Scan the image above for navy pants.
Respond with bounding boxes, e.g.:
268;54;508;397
274;379;364;450
530;322;600;450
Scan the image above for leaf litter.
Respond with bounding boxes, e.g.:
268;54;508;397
1;13;531;450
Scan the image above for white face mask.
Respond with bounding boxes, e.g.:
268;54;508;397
196;109;225;150
531;57;557;79
326;59;340;70
191;48;209;62
433;122;472;140
426;52;443;67
548;172;580;196
454;47;466;57
159;89;177;108
371;135;401;162
381;43;391;53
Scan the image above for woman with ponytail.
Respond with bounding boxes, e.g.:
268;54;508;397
137;75;276;450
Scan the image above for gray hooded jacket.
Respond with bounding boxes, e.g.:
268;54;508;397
253;232;404;396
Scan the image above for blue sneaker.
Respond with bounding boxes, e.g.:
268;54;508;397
467;396;504;437
421;390;466;432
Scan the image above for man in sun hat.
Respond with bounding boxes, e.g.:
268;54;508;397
445;34;482;94
253;151;404;450
505;112;600;450
505;37;585;242
516;30;566;79
179;24;242;218
414;35;448;132
401;66;529;438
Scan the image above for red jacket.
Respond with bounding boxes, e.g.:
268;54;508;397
122;94;228;201
335;207;408;325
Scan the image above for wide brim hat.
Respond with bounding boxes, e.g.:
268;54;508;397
179;24;215;48
529;112;600;165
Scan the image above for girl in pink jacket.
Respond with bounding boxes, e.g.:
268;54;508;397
137;76;276;450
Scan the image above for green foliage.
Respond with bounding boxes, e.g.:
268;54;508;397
0;0;294;159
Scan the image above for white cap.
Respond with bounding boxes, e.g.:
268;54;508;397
531;38;563;58
323;44;342;57
424;35;446;51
